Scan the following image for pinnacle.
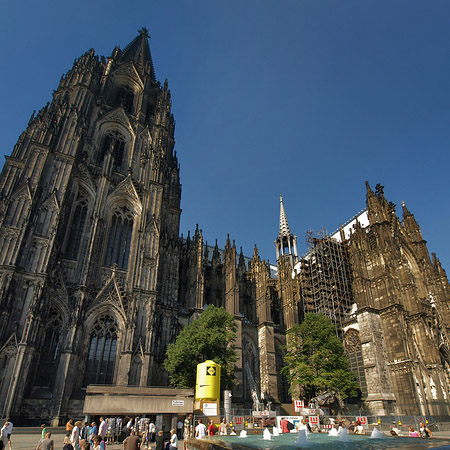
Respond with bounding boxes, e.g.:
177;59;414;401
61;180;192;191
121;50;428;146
279;195;291;238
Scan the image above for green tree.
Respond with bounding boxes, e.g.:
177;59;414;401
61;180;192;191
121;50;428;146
282;313;359;406
164;305;237;389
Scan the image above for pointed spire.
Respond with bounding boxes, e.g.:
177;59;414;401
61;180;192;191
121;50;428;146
120;27;156;82
279;195;291;237
275;196;298;264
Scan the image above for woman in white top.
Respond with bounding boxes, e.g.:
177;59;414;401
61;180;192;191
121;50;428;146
169;428;178;450
71;421;82;450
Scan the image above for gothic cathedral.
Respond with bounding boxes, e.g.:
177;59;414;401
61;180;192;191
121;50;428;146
0;30;449;423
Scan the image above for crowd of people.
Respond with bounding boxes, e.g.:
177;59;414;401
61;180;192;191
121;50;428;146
0;414;437;450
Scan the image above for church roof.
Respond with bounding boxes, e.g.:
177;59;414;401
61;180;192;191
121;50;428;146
120;27;156;82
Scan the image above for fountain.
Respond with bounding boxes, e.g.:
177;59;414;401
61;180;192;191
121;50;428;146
214;423;450;450
338;428;350;442
239;430;248;438
327;427;338;436
272;427;280;436
263;428;272;440
296;429;308;445
370;428;385;439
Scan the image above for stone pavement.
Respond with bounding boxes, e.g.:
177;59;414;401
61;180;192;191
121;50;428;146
8;430;130;450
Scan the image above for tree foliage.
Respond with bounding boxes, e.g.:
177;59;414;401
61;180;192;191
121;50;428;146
282;313;359;403
163;305;237;389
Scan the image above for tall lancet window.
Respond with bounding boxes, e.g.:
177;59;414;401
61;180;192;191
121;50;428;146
84;314;118;386
34;308;63;388
98;130;126;172
105;206;134;270
66;197;88;260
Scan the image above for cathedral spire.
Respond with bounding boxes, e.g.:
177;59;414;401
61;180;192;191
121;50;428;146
275;196;298;264
120;27;156;82
279;195;291;238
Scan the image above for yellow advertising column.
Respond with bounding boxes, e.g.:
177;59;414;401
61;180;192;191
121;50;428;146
195;360;221;417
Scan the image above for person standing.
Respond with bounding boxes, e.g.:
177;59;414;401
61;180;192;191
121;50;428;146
0;422;9;450
71;421;82;450
4;420;12;450
99;418;107;441
183;415;192;439
123;430;140;450
207;420;215;436
92;435;105;450
80;423;90;441
177;419;183;439
126;418;134;437
195;419;206;439
219;418;228;436
66;419;74;437
280;417;289;434
148;421;156;443
40;425;47;439
169;428;178;450
36;432;54;450
155;430;164;450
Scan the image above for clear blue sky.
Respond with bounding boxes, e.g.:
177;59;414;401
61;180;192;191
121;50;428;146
1;0;450;273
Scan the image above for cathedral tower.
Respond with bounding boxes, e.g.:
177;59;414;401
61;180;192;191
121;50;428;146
344;182;450;416
0;29;181;422
275;196;298;331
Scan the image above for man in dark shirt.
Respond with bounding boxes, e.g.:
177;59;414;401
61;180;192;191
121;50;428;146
123;430;140;450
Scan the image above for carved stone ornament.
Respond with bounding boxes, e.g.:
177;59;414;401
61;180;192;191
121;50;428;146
344;328;361;352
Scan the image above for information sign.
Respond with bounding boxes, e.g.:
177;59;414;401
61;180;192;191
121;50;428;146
293;400;304;412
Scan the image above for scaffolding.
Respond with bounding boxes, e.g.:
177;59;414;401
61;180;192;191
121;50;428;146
299;232;354;336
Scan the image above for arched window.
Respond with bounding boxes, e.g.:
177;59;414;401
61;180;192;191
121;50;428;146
34;308;63;388
105;206;134;270
84;314;118;386
66;197;88;260
115;86;134;114
98;130;126;171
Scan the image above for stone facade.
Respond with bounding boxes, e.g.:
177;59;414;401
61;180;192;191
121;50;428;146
342;183;450;416
0;31;449;424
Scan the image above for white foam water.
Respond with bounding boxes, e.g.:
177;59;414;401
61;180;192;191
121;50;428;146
263;428;272;440
297;429;308;445
370;428;385;439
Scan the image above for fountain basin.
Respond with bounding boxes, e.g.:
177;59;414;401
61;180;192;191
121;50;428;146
192;432;450;450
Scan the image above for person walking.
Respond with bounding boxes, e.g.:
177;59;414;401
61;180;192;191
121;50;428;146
71;421;82;450
195;419;206;439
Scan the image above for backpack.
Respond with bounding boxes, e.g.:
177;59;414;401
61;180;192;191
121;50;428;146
287;421;294;431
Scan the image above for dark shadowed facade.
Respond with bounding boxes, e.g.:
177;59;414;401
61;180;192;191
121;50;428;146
0;30;448;424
